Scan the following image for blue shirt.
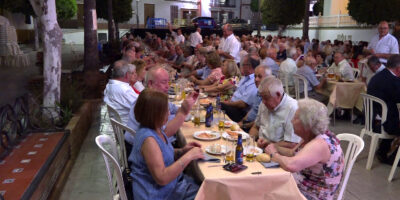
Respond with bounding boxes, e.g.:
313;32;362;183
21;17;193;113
262;57;280;77
196;66;212;80
129;127;179;200
246;93;262;122
231;74;258;108
126;101;178;144
296;65;320;93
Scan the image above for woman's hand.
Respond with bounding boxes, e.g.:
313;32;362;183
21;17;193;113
187;147;205;160
257;138;268;148
182;142;202;154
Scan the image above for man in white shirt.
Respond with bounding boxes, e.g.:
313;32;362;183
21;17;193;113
368;21;399;64
362;55;386;84
218;24;241;64
104;60;138;124
168;23;185;44
279;47;297;86
249;77;301;148
328;52;354;81
190;27;203;49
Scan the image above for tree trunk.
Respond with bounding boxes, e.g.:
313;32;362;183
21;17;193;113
257;0;261;36
84;0;99;70
29;0;62;118
107;0;116;43
302;0;311;39
115;21;119;40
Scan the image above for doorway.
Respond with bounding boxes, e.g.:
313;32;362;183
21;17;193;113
144;4;155;26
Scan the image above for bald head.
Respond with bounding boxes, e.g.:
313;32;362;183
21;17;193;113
145;66;170;93
223;24;233;38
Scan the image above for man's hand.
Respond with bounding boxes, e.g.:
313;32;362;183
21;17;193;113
180;92;199;115
257;138;269;149
265;143;278;155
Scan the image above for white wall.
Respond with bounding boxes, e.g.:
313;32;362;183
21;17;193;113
201;0;211;17
258;27;378;42
62;29;130;44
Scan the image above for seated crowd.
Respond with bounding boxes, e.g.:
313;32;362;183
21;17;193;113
103;21;400;200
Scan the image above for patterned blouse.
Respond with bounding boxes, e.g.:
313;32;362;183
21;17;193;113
207;68;223;84
293;130;344;200
219;76;240;100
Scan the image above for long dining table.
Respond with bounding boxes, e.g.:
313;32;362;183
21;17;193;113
176;116;306;200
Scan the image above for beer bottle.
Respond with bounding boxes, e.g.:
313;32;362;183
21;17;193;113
235;134;243;164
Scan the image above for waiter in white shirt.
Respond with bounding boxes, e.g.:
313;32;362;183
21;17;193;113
218;24;241;65
368;21;399;64
190;27;203;52
168;23;185;44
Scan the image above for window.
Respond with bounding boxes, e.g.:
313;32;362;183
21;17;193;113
171;5;178;22
210;0;236;7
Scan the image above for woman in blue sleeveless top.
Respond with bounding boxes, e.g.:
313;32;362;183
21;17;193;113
129;89;205;200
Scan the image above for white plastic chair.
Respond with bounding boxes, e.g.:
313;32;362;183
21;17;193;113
95;135;128;200
278;71;290;95
292;74;308;100
360;94;395;170
107;104;122;123
336;133;365;200
351;68;360;80
388;103;400;182
110;118;136;171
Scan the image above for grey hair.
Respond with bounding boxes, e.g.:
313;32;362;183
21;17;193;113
144;65;164;86
256;64;272;77
286;47;297;59
297;98;330;135
248;46;258;54
113;62;136;78
258;76;284;98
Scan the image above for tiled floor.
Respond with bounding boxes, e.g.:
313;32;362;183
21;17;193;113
59;105;400;200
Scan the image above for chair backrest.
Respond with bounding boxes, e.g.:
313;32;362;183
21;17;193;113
361;93;388;135
95;135;128;200
110;118;136;170
292;74;308;100
107;104;122;123
351;68;360;80
336;133;364;200
278;71;290;95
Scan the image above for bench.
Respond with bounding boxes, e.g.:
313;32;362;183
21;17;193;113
0;95;70;200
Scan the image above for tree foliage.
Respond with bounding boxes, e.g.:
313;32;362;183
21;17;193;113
348;0;400;25
261;0;306;26
250;0;264;12
56;0;77;21
96;0;133;23
312;0;324;16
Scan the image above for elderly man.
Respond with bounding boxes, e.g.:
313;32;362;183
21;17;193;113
190;27;203;52
280;47;298;86
127;66;198;144
249;77;301;148
367;55;400;164
104;60;138;124
221;55;260;122
328;52;354;81
361;56;386;84
238;65;272;132
218;24;241;64
261;48;280;76
296;57;328;103
368;21;399;64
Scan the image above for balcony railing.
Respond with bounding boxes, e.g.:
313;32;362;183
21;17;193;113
289;15;369;28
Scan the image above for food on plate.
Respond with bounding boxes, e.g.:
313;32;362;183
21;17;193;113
230;124;240;131
209;144;222;154
197;132;215;139
226;131;239;139
256;153;271;163
199;98;211;105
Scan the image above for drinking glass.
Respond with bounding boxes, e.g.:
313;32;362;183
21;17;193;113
218;110;225;131
246;136;256;162
225;140;235;164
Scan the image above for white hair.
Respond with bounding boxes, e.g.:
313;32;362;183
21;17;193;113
286;47;297;59
258;76;284;98
256;64;272;77
297;99;330;135
113;63;136;78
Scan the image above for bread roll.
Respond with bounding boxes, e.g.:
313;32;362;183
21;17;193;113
256;153;271;163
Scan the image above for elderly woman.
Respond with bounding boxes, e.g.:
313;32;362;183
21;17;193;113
200;59;240;98
190;51;223;86
129;89;204;200
265;99;344;200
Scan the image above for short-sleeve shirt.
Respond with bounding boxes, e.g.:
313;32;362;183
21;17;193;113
231;74;258;107
255;94;301;143
171;31;185;44
190;31;203;47
328;59;354;81
368;33;399;63
196;66;212;80
280;58;297;85
218;34;241;63
296;65;320;92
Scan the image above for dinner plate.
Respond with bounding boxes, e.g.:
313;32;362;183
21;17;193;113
224;120;236;128
244;146;263;156
199;98;212;106
222;131;249;141
205;144;227;155
193;131;221;141
199;93;208;99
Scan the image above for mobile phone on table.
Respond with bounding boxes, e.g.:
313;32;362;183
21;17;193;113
223;163;248;173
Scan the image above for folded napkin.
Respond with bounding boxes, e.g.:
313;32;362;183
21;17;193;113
260;161;280;168
199;153;221;163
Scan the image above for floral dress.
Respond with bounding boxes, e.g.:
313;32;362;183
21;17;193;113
219;76;240;100
293;130;344;200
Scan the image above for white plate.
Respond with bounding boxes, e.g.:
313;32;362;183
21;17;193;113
199;93;208;99
193;131;221;141
224;120;236;128
205;144;227;155
222;131;249;141
244;146;263;156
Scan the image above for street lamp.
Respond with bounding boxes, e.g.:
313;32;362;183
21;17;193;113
136;0;140;28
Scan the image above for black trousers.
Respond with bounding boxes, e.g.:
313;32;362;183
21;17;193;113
221;103;247;122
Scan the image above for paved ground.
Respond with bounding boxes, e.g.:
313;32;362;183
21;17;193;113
59;104;400;200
